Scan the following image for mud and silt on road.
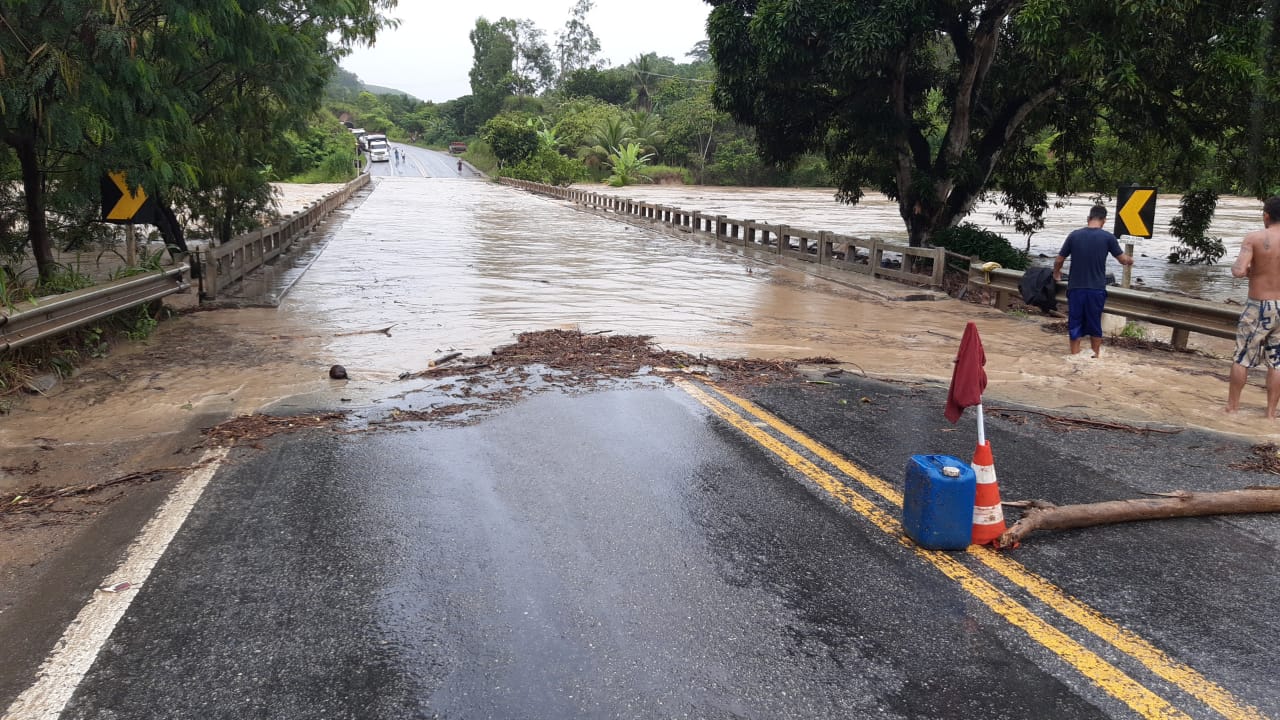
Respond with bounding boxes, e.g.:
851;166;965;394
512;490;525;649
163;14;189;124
0;329;834;538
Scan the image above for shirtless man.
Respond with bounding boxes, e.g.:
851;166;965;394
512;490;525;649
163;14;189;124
1226;196;1280;416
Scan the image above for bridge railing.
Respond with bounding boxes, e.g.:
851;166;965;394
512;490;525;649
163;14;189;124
499;178;1242;350
498;178;947;289
202;173;370;300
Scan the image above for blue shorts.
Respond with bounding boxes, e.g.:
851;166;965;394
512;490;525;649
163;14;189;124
1067;288;1107;340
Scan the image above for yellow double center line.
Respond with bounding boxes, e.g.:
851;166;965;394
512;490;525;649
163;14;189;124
675;379;1266;720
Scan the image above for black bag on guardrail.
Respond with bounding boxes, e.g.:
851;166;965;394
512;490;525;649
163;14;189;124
1019;267;1058;313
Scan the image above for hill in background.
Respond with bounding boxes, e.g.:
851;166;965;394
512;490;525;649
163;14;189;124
331;67;420;101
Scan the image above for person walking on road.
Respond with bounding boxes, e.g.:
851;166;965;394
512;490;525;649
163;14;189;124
1052;205;1134;357
457;158;464;174
1225;196;1280;416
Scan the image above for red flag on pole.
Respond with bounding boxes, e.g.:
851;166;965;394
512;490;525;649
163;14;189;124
945;322;987;423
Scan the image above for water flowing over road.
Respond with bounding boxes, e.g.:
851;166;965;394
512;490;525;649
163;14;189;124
262;168;1271;438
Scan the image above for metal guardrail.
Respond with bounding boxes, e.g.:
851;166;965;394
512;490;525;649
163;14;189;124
202;173;371;300
499;178;948;288
1;267;190;352
0;174;371;353
969;265;1239;349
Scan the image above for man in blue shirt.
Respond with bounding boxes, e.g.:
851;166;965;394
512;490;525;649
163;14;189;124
1052;205;1134;357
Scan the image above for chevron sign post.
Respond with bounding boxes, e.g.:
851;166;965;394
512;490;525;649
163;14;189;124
1113;185;1157;288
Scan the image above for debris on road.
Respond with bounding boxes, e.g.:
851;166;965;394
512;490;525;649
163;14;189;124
1230;443;1280;475
399;329;840;388
1;468;187;521
203;412;348;446
988;406;1183;435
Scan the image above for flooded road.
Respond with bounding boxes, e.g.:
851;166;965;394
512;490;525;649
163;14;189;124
265;175;1271;440
582;185;1264;303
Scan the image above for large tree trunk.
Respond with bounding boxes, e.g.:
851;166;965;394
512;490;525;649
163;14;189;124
998;487;1280;548
12;135;54;283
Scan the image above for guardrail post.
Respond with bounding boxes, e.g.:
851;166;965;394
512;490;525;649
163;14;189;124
778;225;790;255
203;246;219;300
715;215;727;237
818;231;833;265
1171;328;1190;350
930;247;946;287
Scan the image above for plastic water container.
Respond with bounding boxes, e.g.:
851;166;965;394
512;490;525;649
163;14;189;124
902;455;977;550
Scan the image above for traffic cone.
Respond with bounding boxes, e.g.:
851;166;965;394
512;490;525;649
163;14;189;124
970;440;1007;545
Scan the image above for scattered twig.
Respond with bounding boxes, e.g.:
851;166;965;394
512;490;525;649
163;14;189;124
986;406;1183;434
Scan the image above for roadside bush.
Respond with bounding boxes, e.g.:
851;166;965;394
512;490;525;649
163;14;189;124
931;224;1030;270
505;147;585;187
647;165;692;184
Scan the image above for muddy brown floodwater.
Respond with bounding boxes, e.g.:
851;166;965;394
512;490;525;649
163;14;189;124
584;184;1266;304
3;174;1278;579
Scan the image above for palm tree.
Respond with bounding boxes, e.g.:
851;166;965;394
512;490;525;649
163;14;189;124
628;53;658;111
582;116;632;166
624;110;665;156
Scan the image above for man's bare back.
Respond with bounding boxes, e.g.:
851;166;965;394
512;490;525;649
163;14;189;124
1232;224;1280;300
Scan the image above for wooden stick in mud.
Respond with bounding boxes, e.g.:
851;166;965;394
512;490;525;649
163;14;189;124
997;487;1280;548
429;352;463;368
335;325;396;337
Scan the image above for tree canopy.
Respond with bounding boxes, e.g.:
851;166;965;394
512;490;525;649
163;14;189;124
706;0;1280;246
1;0;397;282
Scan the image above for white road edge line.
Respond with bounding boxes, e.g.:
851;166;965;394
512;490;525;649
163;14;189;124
3;446;229;720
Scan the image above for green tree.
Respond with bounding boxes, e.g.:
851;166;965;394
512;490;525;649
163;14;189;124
504;18;555;96
555;0;602;83
469;18;517;123
2;0;396;281
481;113;539;168
706;0;1279;247
560;67;632;105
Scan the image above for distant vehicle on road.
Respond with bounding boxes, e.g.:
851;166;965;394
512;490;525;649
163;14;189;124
448;142;467;155
367;133;390;162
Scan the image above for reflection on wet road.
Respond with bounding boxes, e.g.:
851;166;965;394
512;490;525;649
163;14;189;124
282;177;881;376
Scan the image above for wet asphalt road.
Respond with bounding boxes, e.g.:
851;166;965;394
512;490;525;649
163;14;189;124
39;374;1280;720
367;144;479;179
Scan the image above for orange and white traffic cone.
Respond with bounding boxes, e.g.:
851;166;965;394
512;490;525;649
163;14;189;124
971;440;1006;546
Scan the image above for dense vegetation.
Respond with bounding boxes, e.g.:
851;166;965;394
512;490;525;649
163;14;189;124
5;0;1279;304
1;0;398;289
704;0;1280;260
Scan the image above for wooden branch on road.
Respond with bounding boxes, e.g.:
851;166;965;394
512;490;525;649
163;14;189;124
998;487;1280;547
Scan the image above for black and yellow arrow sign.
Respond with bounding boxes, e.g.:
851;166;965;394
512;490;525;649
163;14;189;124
101;172;159;224
1113;185;1157;238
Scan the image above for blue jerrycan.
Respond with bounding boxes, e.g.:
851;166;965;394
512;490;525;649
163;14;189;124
902;454;977;550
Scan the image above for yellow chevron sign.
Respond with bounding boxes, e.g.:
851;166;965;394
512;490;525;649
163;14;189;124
101;172;158;224
1114;186;1157;238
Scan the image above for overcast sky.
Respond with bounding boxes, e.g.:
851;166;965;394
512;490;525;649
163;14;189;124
340;1;712;103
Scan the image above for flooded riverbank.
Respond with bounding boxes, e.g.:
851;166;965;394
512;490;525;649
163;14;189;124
580;185;1264;304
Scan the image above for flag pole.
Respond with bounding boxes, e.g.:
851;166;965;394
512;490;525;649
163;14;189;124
976;403;986;446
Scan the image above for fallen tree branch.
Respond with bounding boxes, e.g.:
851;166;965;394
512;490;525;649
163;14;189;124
987;407;1183;435
998;487;1280;547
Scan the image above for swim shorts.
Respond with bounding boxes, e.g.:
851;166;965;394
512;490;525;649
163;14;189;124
1234;298;1280;368
1067;288;1107;340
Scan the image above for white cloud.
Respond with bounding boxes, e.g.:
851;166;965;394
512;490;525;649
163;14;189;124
340;0;711;102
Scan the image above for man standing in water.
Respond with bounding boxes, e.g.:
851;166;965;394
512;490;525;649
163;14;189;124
1226;196;1280;416
1052;205;1134;357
